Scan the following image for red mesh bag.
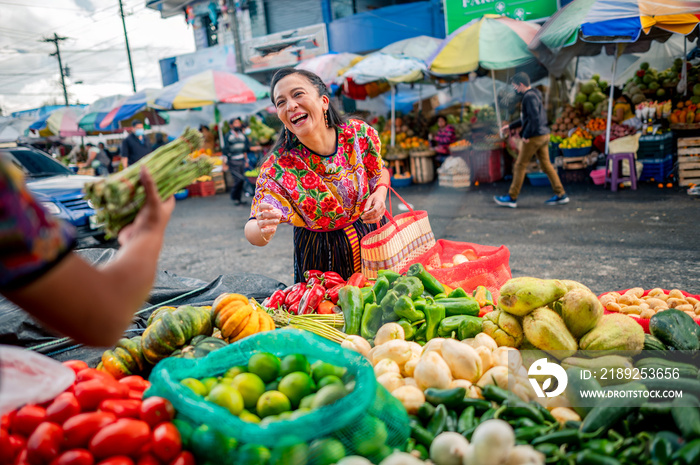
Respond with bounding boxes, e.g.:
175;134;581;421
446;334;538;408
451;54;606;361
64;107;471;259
399;239;511;301
599;288;700;333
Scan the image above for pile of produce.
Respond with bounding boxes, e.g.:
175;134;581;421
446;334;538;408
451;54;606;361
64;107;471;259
0;360;189;465
600;287;700;319
669;100;700;125
606;123;637;140
574;75;608;115
586;118;606;133
473;106;496;123
425;249;479;271
399;137;430;151
84;128;211;237
558;128;592;150
449;140;471;149
263;270;352;315
247;116;277;145
551;105;584;136
177;352;350;425
625;61;680;102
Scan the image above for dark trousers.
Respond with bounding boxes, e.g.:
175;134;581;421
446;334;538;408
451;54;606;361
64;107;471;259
228;158;246;201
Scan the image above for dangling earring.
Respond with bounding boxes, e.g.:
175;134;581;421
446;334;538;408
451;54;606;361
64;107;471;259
324;110;329;128
283;128;288;146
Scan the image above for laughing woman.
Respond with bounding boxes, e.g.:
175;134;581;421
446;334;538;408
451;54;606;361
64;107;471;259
245;68;390;283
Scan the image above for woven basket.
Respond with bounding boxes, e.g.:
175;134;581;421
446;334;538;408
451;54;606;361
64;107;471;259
361;188;435;279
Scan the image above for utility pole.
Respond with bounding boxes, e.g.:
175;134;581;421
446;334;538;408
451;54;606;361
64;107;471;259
118;0;137;92
42;33;69;106
228;0;246;74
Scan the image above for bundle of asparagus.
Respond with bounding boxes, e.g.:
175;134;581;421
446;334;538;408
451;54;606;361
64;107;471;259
84;128;210;237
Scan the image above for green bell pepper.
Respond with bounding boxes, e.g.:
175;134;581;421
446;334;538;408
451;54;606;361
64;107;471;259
371;276;391;304
407;263;445;296
339;285;363;336
361;303;382;341
380;290;400;323
458;315;483;340
394;295;425;322
393;276;424;300
360;287;376;307
378;269;401;284
447;287;469;299
396;319;416;340
436;297;480;317
437;315;469;338
424;303;445;341
433;293;448;300
414;323;427;342
413;298;428;312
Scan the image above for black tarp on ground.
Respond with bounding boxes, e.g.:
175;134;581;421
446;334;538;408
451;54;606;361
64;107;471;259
0;248;286;366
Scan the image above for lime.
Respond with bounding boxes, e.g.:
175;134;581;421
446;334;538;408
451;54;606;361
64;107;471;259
230;373;266;410
257;390;292;418
171;419;194;448
239;410;262;423
248;353;281;383
237;444;271;465
269;437;309;465
224;365;248;379
316;375;343;390
207;384;244;416
289;408;311;421
277;411;294;421
280;354;311;376
266;380;280;392
311;384;348;410
201;377;219;394
181;378;208;397
311;361;346;383
308;438;346;465
348;416;388;456
278;372;313;408
299;394;316;410
189;424;229;462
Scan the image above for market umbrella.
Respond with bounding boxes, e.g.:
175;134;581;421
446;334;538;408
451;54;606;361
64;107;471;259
529;0;700;152
29;107;85;137
428;15;542;127
340;53;427;146
99;89;162;129
154;70;269;148
379;35;443;63
296;52;360;89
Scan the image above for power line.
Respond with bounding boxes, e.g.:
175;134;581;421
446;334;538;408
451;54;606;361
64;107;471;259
0;1;85;11
41;33;69;106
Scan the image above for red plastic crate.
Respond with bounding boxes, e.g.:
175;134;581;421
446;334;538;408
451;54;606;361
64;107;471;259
187;180;216;197
469;148;504;183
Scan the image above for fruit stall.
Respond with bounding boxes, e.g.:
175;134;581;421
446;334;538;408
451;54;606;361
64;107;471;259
4;237;700;465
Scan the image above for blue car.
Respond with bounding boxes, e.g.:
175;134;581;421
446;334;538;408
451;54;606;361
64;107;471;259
0;142;109;242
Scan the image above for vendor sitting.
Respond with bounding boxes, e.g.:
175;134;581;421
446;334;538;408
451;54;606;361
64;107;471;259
611;88;642;130
430;115;456;162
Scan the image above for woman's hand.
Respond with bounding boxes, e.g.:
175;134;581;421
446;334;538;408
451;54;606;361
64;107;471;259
361;190;386;224
256;202;282;242
118;167;175;246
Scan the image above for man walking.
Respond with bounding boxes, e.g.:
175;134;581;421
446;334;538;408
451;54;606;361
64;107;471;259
120;120;152;168
494;72;569;208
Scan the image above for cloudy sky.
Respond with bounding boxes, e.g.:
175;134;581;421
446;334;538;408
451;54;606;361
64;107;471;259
0;0;196;115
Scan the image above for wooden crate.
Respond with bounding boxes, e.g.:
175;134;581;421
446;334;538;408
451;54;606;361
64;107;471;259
556;153;598;170
212;171;226;193
677;137;700;186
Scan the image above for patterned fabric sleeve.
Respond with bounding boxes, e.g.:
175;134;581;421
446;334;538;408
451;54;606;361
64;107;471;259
0;157;76;291
249;155;305;227
355;121;384;191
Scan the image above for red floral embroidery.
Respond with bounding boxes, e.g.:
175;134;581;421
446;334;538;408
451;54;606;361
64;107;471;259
300;172;318;190
300;197;317;217
358;136;369;155
294;158;307;170
268;167;277;178
337;131;347;146
316;216;331;229
282;172;297;190
314;163;326;175
290;189;300;201
335;206;344;214
364;154;379;173
320;196;336;213
278;156;296;169
310;154;322;165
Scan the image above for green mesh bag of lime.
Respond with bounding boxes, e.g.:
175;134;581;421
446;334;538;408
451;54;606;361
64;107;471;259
146;329;409;464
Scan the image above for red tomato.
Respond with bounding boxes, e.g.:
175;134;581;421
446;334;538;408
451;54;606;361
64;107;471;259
8;435;27;461
12;405;46;436
75;369;114;384
74;380;127;411
150;423;180;463
117;377;149;393
95;457;134;465
167;452;194;465
46;393;81;425
135;455;159;465
0;428;12;465
98;400;141;419
1;412;13;431
13;448;30;465
88;419;150;459
63;413;117;449
49;450;94;465
62;361;89;376
126;391;143;402
139;398;174;428
27;422;63;465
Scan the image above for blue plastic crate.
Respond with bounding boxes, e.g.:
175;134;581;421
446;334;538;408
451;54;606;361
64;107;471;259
638;133;675;160
560;146;593;158
639;155;674;182
391;175;412;187
527;172;551;186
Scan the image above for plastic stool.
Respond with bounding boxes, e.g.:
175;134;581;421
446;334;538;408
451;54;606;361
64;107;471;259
604;152;637;192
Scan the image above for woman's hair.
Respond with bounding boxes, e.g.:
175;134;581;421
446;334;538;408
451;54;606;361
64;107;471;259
269;68;345;152
435;115;448;125
612;87;633;106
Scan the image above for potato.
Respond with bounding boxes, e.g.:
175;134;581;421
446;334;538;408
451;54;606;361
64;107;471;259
442;339;483;382
450;379;473;390
605;302;622;312
414;351;452;390
645;298;668;310
619;294;638;306
667;298;686;308
422;338;445;358
392;385;425;414
377;372;405;393
475;346;494;373
621;305;641;315
668;289;685;299
625;288;644;298
375;323;405;346
374;359;400;378
402;356;419;377
372;340;413;366
476;366;509;389
341;336;371;358
407;341;423;358
492;347;522;374
474;333;498;351
640;308;655;319
551;407;581;424
687;297;698;306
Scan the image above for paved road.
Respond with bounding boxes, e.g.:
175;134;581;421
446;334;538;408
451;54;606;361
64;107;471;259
82;180;700;295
